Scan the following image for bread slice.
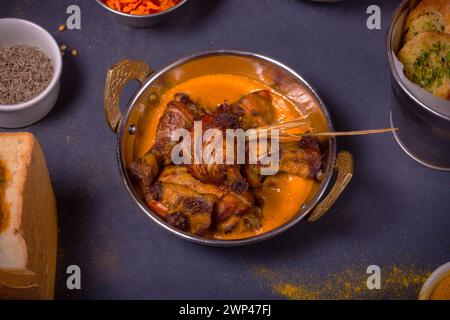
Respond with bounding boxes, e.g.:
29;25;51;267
398;31;450;100
404;0;450;43
0;133;57;299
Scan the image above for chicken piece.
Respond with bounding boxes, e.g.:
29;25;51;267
187;90;276;188
129;93;205;187
244;136;323;187
215;211;262;235
186;102;249;193
188;164;248;194
156;166;257;232
147;181;217;236
151;93;205;165
158;166;224;197
244;163;264;189
230;90;276;130
214;191;255;223
279;137;323;180
128;152;160;192
159;166;254;218
201;102;243;131
187;90;275;189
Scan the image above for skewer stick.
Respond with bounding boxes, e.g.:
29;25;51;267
247;129;399;144
291;128;398;137
270;128;399;140
256;117;398;138
258;117;309;130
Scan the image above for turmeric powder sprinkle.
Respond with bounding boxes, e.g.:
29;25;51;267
104;0;181;15
253;265;431;300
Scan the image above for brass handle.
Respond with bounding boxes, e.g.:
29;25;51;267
104;60;153;132
307;151;354;222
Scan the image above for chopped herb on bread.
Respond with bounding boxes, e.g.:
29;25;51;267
404;11;446;43
399;31;450;100
404;0;450;43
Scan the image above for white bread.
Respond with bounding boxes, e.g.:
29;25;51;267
0;132;57;299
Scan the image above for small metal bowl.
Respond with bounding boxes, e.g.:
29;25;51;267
96;0;189;28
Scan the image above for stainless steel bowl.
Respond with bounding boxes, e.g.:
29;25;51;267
96;0;189;28
387;0;450;170
103;51;353;246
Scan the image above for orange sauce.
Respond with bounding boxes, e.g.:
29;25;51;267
135;74;326;239
430;275;450;300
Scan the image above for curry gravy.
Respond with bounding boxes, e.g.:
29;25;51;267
135;74;328;239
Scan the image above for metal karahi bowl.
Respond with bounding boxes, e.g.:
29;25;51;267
103;51;353;246
96;0;189;28
387;0;450;170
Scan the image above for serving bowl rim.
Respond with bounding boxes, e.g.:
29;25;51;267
0;18;63;112
95;0;189;19
386;0;450;122
116;50;337;246
419;262;450;300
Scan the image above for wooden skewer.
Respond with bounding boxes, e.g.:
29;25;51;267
258;118;309;130
293;128;398;137
260;117;396;134
267;128;399;140
247;129;399;144
256;116;398;138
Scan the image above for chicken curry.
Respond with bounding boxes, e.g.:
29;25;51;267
130;74;328;239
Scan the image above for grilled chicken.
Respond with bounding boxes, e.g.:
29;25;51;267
148;166;259;235
280;137;323;179
186;91;276;190
130;90;276;189
230;90;275;130
159;166;255;223
186;102;249;192
216;211;261;235
244;136;323;188
129;93;205;187
130;90;322;238
128;151;160;191
152;93;205;165
147;181;217;235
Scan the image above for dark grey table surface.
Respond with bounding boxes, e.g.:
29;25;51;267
1;0;449;300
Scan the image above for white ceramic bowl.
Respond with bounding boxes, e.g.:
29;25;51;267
419;262;450;300
0;18;62;128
